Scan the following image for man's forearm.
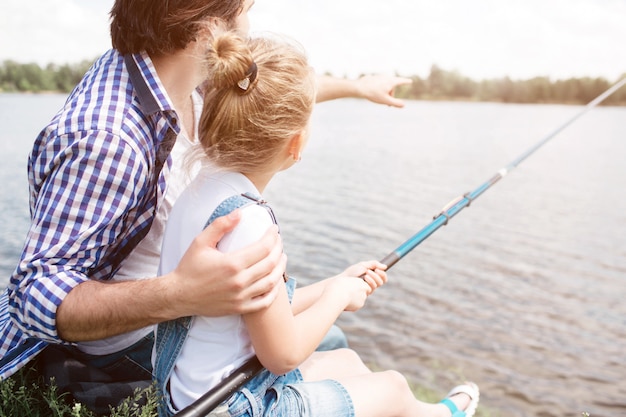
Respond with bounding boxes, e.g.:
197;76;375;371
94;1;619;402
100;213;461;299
56;276;177;342
315;75;361;103
315;73;412;107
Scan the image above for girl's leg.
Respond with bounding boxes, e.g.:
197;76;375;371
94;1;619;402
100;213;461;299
299;348;371;380
337;371;470;417
299;348;471;417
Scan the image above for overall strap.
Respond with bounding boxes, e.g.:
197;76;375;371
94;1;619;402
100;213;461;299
204;192;278;229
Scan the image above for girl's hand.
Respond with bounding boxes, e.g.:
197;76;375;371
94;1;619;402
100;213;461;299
326;276;371;312
341;260;388;294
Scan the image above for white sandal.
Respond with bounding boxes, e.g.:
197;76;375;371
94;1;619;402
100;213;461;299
439;381;480;417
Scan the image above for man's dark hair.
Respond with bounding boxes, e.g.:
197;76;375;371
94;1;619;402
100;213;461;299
110;0;244;55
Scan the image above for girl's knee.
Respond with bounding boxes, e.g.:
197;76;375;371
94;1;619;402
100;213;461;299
336;348;366;366
381;370;411;392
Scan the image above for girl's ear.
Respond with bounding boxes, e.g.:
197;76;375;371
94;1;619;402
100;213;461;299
288;130;306;162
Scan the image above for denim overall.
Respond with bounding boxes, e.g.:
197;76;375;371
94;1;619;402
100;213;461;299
153;193;299;417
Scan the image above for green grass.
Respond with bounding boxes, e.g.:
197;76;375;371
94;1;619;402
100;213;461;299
408;381;497;417
0;366;158;417
368;361;498;417
1;363;498;416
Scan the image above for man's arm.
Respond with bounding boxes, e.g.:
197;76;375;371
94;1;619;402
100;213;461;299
57;210;286;342
19;126;283;343
315;74;412;107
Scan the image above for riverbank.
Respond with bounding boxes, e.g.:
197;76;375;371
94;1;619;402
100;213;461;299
3;59;624;105
0;364;498;417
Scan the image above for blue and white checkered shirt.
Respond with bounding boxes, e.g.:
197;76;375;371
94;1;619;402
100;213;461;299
0;49;181;379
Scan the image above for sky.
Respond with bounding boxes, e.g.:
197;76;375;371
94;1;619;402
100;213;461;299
1;0;625;82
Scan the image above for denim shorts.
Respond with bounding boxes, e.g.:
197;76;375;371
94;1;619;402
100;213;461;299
225;368;354;417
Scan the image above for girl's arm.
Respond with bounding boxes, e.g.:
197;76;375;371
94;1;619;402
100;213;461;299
290;280;327;315
221;205;386;375
290;261;388;315
243;261;387;375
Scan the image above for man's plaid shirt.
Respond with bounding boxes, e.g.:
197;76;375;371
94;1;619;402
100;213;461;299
0;49;181;379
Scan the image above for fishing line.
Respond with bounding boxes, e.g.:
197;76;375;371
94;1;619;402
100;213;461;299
175;76;625;417
381;76;626;268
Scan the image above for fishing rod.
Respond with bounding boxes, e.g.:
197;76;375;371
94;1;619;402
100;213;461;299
175;77;626;417
379;76;626;269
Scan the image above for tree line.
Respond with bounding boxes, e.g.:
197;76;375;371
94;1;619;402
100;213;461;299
393;65;626;105
0;59;96;93
2;59;625;105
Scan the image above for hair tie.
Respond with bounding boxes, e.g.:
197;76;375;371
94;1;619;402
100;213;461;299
236;62;258;93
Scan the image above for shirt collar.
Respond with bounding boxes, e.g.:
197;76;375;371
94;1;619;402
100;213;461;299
125;52;180;134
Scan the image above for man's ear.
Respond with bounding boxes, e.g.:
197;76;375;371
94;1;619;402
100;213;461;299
201;17;226;40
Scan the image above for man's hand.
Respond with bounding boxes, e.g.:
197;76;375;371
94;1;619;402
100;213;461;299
354;74;413;108
166;209;286;318
315;74;412;107
56;209;285;342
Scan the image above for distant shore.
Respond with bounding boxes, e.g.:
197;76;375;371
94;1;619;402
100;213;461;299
2;58;625;105
390;66;626;106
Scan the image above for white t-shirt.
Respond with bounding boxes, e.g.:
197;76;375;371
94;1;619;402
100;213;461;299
159;170;275;410
76;91;203;355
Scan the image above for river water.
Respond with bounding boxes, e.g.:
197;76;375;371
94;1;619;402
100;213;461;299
1;93;625;416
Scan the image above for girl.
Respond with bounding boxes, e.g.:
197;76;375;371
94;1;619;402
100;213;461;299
155;31;479;417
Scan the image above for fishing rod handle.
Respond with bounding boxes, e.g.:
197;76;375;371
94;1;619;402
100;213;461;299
175;356;264;417
380;252;401;269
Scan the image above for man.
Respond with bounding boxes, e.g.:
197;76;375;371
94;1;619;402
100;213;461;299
0;0;411;411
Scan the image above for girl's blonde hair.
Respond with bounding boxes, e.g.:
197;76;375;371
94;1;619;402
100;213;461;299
198;31;316;174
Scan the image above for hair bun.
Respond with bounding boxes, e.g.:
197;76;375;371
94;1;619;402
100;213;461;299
207;32;254;91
